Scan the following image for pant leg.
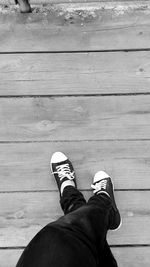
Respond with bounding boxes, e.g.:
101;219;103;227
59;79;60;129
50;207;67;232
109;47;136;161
87;194;118;267
50;192;113;266
100;241;118;267
60;185;87;214
16;187;117;267
57;192;118;266
16;187;90;267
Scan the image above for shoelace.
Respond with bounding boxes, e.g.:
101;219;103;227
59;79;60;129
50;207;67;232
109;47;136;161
91;180;107;194
52;163;75;181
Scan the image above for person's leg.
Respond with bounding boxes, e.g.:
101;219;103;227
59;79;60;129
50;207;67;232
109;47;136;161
51;153;121;266
50;184;115;267
56;169;121;266
16;153;96;267
100;241;118;267
16;152;86;267
85;170;121;267
85;193;118;267
16;153;120;267
50;152;100;264
60;185;86;214
51;151;87;215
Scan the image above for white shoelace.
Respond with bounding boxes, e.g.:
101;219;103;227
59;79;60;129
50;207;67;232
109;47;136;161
91;180;107;194
52;163;75;181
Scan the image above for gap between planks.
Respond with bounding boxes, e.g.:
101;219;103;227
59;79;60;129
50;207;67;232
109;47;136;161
0;189;150;194
1;244;150;249
2;48;150;54
0;93;149;98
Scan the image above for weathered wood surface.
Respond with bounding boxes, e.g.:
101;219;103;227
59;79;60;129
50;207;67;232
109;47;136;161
0;191;149;246
0;141;150;191
1;247;150;267
0;2;150;266
0;95;150;141
1;4;150;52
0;52;150;96
113;247;150;267
2;0;150;4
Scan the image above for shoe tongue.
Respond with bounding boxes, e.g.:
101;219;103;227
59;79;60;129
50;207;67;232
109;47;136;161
93;178;108;185
93;172;110;184
55;159;69;167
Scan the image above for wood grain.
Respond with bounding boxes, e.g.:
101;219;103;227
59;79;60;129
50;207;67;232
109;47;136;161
0;95;150;141
0;52;150;96
0;191;149;246
0;5;150;52
1;247;150;267
0;2;149;266
2;0;150;4
0;141;150;191
113;247;150;267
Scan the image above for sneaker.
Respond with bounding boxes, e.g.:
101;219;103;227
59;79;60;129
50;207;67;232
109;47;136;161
51;152;76;196
91;171;122;230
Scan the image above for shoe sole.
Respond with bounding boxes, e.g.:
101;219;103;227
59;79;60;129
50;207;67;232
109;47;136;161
110;180;122;231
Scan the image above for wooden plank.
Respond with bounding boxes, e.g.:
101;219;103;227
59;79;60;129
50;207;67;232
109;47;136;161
0;250;23;267
1;51;150;96
112;247;150;267
0;95;150;141
1;3;150;52
0;140;150;191
1;247;150;267
0;191;149;246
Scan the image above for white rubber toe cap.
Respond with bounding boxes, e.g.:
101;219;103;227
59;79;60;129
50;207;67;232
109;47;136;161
51;152;67;164
93;171;110;183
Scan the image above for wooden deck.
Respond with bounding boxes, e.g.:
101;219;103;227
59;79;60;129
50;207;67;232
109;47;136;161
0;1;150;266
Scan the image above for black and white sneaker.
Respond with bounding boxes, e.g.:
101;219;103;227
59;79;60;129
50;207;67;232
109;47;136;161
51;152;76;196
91;171;122;230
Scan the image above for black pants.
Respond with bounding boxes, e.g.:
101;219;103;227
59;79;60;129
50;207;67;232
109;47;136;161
16;186;118;267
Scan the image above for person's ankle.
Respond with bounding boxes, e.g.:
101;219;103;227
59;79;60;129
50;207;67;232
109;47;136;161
60;180;75;195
